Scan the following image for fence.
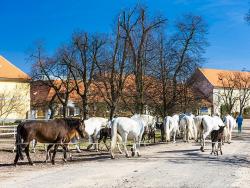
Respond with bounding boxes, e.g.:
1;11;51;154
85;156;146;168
0;124;17;151
0;118;50;151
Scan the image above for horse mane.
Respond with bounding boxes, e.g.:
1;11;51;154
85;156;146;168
62;118;81;128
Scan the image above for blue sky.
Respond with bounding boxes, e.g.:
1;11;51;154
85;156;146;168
0;0;250;74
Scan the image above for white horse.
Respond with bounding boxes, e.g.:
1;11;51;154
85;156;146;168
193;115;204;142
84;117;108;151
131;114;156;130
164;115;180;143
198;115;225;152
179;114;197;142
110;117;145;159
131;114;156;142
223;115;236;143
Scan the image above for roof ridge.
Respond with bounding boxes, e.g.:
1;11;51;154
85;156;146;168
199;67;245;73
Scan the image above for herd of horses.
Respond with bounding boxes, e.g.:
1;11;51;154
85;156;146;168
13;113;236;166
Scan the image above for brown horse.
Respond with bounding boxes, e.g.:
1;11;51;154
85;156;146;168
44;128;81;162
14;118;86;166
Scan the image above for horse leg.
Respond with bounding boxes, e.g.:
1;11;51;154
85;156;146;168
87;136;94;150
61;145;68;162
215;142;219;156
211;142;214;155
14;152;19;166
103;135;110;151
51;144;59;165
136;136;141;157
24;144;34;166
173;131;176;143
75;143;81;153
32;139;37;153
219;141;223;155
193;125;198;142
186;127;189;143
201;132;209;152
228;131;232;144
122;133;129;158
131;139;136;157
93;136;98;152
45;144;54;163
183;126;187;142
98;132;103;151
117;134;123;154
153;131;156;143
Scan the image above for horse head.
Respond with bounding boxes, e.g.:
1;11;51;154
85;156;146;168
75;119;87;138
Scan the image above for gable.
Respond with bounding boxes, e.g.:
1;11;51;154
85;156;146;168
0;55;30;81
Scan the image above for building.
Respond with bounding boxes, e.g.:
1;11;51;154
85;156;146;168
0;55;30;119
191;68;250;116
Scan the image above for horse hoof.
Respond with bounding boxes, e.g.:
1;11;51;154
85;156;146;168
29;163;35;166
125;154;130;158
111;155;115;159
131;151;135;157
63;159;67;163
200;147;205;152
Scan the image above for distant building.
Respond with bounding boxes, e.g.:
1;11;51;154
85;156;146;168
191;68;250;116
0;55;30;119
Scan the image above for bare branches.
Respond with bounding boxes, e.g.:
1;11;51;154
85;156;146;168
217;72;250;115
119;6;166;114
28;5;209;119
94;17;131;119
0;86;27;119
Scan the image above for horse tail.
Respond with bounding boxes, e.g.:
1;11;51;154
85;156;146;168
16;123;24;160
110;118;118;159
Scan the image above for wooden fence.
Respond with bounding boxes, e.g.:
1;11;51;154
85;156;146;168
0;124;17;151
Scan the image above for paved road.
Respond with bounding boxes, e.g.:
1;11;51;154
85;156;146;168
1;126;250;188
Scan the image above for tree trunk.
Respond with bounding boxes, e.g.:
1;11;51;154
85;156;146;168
62;104;67;118
109;105;116;120
82;98;89;120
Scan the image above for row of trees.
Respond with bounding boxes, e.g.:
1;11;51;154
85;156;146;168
30;5;208;120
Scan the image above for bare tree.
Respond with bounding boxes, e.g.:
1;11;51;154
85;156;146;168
119;6;166;114
148;15;207;117
31;80;58;119
62;32;105;119
234;72;250;115
167;15;208;112
217;73;238;114
94;16;131;120
31;45;76;118
0;88;26;119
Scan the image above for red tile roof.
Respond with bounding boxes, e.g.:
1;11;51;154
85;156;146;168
0;55;30;80
198;68;250;88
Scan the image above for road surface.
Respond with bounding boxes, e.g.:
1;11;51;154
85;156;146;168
0;126;250;188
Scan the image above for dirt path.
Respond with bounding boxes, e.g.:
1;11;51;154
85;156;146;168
1;128;250;188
